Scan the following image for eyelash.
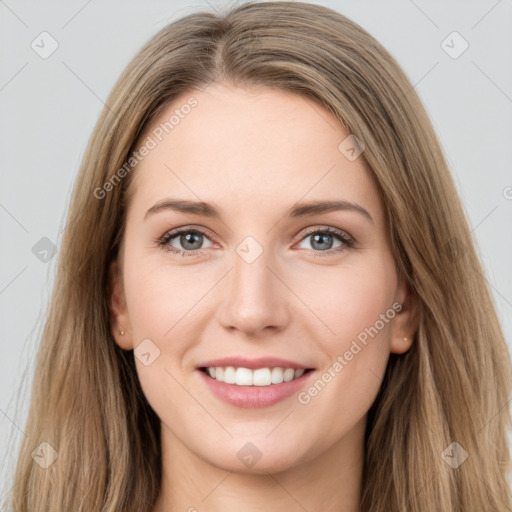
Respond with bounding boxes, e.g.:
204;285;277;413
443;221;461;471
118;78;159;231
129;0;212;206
157;225;355;258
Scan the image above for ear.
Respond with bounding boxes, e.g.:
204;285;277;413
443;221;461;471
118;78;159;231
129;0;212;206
389;276;419;355
109;259;133;350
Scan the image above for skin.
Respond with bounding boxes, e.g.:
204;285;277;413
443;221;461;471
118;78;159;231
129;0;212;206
110;82;418;512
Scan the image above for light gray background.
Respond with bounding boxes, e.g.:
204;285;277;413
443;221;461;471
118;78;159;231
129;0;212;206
1;0;511;501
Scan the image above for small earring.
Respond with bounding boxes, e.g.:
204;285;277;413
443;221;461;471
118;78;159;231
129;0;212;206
403;337;408;341
120;330;125;336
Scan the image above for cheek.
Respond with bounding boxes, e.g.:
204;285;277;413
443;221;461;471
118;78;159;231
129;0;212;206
124;259;207;343
294;291;394;455
297;257;397;347
122;262;204;420
294;256;396;403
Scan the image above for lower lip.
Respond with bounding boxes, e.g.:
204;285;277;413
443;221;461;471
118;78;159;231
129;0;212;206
197;369;315;408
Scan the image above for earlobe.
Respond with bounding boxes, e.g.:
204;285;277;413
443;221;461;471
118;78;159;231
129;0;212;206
390;335;414;354
109;260;133;350
390;280;419;355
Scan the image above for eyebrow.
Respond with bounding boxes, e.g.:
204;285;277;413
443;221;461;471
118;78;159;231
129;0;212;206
144;198;374;224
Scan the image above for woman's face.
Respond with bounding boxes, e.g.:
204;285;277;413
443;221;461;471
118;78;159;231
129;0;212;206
111;82;415;473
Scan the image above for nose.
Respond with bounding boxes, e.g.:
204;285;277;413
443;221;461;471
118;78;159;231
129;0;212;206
217;247;290;338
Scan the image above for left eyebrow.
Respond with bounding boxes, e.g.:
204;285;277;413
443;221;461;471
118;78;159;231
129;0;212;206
285;200;373;224
144;198;374;224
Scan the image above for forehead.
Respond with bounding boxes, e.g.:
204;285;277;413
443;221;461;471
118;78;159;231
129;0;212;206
128;83;384;225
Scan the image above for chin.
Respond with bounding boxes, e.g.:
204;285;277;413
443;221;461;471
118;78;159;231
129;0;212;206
198;437;309;475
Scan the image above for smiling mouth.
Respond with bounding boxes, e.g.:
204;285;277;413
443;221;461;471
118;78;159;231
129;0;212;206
199;366;314;386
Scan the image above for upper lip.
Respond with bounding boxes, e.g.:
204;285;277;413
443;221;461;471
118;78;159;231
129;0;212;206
197;356;314;370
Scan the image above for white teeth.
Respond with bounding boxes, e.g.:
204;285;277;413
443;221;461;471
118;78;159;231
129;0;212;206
223;366;236;384
236;367;253;386
205;366;309;386
283;368;295;382
253;368;271;386
271;367;283;384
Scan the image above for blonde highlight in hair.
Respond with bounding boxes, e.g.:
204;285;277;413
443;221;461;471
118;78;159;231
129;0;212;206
7;2;511;510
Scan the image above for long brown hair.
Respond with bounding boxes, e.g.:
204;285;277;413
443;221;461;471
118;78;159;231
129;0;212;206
7;2;512;510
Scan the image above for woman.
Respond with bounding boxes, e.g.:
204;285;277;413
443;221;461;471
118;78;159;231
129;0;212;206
8;2;512;511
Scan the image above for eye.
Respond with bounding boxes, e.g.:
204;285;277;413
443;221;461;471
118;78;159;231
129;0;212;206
295;226;354;257
157;227;215;256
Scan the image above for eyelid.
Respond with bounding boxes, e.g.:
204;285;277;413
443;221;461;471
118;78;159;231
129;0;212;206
159;225;217;241
299;225;354;241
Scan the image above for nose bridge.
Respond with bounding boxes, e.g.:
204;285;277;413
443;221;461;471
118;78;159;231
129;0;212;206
231;234;277;306
218;234;289;335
